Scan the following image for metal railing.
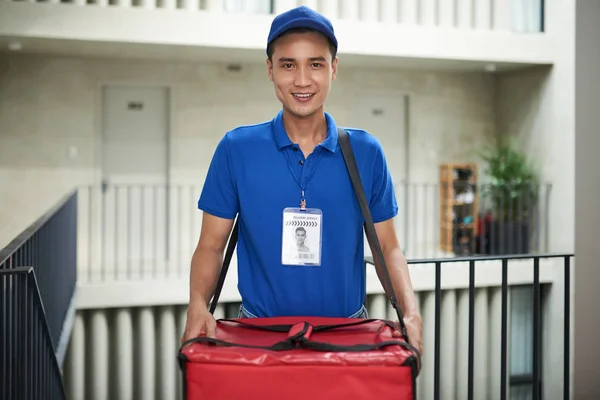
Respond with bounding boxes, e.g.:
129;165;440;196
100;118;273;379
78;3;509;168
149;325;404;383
0;267;68;400
76;182;552;281
0;189;78;400
0;190;78;357
364;253;572;400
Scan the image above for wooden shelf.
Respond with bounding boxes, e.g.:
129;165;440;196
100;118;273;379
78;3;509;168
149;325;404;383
439;163;479;254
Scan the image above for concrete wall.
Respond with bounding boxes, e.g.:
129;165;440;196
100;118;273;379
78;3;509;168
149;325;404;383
574;0;600;397
0;53;496;248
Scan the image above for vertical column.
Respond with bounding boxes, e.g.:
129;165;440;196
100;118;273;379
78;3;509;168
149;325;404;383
492;0;511;31
440;290;457;399
438;0;455;27
114;309;133;400
320;0;339;19
162;0;176;9
115;0;132;9
456;0;473;28
65;313;85;400
159;307;177;400
379;0;398;23
419;291;435;400
474;289;490;399
204;0;221;11
299;0;318;11
274;0;297;13
455;289;470;400
420;0;437;25
182;0;199;11
474;0;492;30
340;0;359;20
399;0;418;24
359;0;378;21
138;0;155;9
488;287;503;400
136;308;155;400
90;310;109;400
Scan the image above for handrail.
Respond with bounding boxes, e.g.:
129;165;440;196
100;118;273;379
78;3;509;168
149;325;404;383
0;189;77;266
0;267;67;400
0;189;78;361
365;252;575;265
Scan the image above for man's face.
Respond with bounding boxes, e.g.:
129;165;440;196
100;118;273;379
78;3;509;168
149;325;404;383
295;229;306;244
267;31;338;119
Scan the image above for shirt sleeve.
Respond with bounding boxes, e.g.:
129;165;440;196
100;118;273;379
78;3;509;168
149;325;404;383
369;142;399;223
197;134;239;219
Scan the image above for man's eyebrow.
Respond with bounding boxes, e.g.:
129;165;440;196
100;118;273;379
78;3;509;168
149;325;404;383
277;57;328;63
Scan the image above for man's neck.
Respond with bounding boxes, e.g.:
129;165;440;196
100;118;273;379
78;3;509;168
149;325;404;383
282;108;328;146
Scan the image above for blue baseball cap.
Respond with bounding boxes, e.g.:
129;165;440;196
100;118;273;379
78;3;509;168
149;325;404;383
267;6;338;55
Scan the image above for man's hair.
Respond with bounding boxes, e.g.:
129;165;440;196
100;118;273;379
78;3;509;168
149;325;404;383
267;27;338;61
295;227;307;234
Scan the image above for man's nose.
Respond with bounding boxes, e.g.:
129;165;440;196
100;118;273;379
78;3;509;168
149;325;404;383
294;66;311;87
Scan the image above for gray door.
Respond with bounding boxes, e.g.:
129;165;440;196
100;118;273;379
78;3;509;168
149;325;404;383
101;85;169;279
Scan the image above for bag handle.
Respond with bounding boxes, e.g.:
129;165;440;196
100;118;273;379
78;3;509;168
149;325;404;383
337;128;408;342
207;127;409;343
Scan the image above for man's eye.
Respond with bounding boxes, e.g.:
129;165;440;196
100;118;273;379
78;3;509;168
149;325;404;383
312;63;322;68
282;64;294;69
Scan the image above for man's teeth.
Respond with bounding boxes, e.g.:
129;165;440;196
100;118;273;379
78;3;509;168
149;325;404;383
294;94;313;98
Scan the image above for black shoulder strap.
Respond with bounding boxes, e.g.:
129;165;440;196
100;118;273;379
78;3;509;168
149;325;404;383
208;219;238;314
207;128;408;342
337;127;408;341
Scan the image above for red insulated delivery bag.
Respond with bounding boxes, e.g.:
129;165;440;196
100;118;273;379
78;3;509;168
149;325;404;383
178;129;421;399
178;316;419;399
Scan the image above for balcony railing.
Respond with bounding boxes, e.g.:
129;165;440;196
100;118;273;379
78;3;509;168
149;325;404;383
0;190;78;400
63;252;572;400
76;182;552;282
0;268;68;400
4;0;545;34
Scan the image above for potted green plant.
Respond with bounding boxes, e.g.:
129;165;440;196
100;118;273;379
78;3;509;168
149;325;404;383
478;136;540;254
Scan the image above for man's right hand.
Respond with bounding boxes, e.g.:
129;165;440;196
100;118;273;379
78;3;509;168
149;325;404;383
180;304;217;345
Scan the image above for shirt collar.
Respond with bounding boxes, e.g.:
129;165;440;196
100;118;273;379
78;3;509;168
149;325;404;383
272;109;339;153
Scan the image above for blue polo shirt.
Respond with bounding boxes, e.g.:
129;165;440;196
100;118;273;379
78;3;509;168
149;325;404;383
198;110;398;318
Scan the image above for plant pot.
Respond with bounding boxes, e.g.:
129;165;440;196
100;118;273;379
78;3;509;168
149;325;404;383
483;219;530;255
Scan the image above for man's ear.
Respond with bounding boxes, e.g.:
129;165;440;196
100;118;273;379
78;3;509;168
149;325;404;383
331;56;339;81
266;58;274;82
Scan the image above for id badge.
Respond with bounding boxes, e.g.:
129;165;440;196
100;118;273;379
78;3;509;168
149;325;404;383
281;207;322;266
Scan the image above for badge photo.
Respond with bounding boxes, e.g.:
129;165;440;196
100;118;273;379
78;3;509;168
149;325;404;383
281;207;322;266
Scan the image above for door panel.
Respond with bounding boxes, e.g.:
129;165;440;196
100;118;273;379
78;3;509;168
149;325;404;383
100;85;170;278
345;92;409;258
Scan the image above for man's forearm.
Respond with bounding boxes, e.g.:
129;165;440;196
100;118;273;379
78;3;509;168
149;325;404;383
189;245;224;309
374;246;419;318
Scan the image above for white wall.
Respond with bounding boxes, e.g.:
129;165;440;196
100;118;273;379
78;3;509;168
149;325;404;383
0;53;496;250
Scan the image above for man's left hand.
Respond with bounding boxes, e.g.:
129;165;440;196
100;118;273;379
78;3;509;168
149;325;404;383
392;313;423;356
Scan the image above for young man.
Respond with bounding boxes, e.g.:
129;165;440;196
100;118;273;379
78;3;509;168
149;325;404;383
181;6;423;355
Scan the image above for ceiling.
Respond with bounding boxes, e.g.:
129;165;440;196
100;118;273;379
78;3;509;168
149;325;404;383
0;35;545;74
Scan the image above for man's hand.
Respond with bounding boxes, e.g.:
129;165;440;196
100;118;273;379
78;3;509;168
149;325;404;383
393;312;423;356
180;304;217;345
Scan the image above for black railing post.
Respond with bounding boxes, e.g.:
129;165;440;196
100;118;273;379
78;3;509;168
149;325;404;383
501;258;508;400
434;261;441;400
533;256;541;400
468;259;475;400
564;255;571;400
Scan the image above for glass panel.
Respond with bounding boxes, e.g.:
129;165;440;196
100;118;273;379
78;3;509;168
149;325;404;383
510;0;544;32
